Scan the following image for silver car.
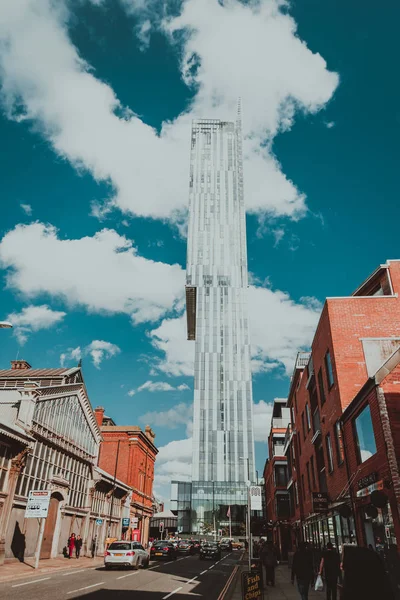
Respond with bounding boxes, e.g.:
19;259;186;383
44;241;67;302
104;541;149;569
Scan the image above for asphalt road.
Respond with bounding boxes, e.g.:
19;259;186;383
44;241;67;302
0;551;239;600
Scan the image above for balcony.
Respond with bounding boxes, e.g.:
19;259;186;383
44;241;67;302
272;417;289;429
272;443;286;457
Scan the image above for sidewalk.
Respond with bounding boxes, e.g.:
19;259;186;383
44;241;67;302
228;562;322;599
0;555;103;584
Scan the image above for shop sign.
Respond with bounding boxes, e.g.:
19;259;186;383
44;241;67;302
241;569;263;599
131;517;138;527
249;486;262;511
312;492;329;512
357;472;378;490
131;528;141;541
25;490;51;519
356;480;383;498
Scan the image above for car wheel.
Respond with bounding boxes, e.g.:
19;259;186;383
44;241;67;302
143;557;149;568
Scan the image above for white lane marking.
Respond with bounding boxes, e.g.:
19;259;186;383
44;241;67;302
62;569;88;576
67;582;104;594
117;571;139;580
12;577;51;588
186;576;198;585
200;570;208;575
208;565;214;569
163;587;183;599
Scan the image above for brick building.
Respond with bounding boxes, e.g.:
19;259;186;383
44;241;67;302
281;260;400;552
95;407;158;547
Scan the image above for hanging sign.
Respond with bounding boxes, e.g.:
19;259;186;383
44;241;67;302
25;490;51;519
249;486;262;511
312;492;329;512
356;480;383;498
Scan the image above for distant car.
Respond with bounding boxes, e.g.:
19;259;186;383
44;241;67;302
232;540;243;550
104;541;149;569
150;541;178;561
178;540;196;554
219;539;233;551
199;542;221;561
191;540;201;553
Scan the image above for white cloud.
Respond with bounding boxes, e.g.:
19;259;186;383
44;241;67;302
325;121;335;129
253;400;274;443
139;402;193;434
20;203;33;216
61;339;120;368
149;284;321;377
0;0;338;222
8;304;66;344
154;437;193;494
0;222;184;324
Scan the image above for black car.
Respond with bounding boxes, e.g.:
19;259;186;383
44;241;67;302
191;540;201;553
150;541;178;561
219;540;233;552
177;540;196;554
199;542;221;560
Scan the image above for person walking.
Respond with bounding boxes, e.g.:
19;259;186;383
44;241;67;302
260;541;278;586
91;536;97;558
75;535;83;559
319;542;341;600
291;542;314;600
68;533;76;559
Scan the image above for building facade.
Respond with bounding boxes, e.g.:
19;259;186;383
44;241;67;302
0;361;131;563
280;260;400;553
95;407;158;547
186;113;255;483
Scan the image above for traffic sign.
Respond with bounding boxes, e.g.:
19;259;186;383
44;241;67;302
25;490;51;519
122;517;130;527
159;522;164;532
96;518;104;526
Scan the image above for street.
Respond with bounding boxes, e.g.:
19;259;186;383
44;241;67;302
0;552;239;600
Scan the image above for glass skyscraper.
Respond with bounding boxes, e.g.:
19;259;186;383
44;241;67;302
185;111;255;484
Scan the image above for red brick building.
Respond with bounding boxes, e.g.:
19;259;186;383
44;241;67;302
95;407;158;546
282;260;400;552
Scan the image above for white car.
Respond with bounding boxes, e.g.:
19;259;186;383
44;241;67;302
105;541;149;569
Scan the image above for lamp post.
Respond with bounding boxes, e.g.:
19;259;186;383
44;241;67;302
240;456;251;571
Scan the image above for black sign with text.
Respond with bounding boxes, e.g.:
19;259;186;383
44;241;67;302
357;472;378;490
312;492;329;512
242;569;263;600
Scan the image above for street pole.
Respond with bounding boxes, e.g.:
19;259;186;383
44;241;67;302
34;518;45;569
246;457;251;572
108;439;120;539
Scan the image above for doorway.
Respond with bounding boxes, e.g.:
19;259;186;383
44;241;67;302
40;494;61;559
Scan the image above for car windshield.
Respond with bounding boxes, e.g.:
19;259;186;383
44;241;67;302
154;542;169;547
108;543;131;551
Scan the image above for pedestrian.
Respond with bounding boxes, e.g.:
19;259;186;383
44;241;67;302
291;542;314;600
341;545;393;600
260;541;278;586
319;542;341;600
75;535;83;559
386;544;400;600
68;533;76;559
91;536;97;558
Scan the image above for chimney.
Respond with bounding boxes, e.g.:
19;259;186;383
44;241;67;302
11;360;32;370
94;406;105;428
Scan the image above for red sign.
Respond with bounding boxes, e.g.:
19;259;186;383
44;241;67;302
131;528;141;541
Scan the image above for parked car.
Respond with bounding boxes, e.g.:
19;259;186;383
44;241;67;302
104;541;149;569
199;542;221;561
177;540;196;554
150;541;178;561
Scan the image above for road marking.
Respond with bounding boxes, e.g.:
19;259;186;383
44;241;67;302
163;587;183;599
67;582;104;594
208;565;214;569
62;569;88;576
200;570;208;575
12;577;51;588
117;571;139;580
186;576;198;584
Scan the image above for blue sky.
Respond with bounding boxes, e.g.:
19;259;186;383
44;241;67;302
0;0;399;502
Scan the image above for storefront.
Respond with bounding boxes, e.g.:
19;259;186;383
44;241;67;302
302;508;356;554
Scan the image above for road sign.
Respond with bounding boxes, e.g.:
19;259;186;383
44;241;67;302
122;517;130;528
249;486;262;511
96;518;103;526
25;490;51;519
159;522;164;532
312;492;329;512
131;517;138;527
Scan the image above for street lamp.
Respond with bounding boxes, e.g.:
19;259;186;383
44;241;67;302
0;321;12;329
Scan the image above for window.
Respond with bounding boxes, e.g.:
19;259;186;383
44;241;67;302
335;421;345;465
274;465;288;487
325;351;334;388
326;433;334;473
301;413;306;440
310;455;316;488
354;404;377;463
306;461;311;493
305;404;311;431
318;369;326;405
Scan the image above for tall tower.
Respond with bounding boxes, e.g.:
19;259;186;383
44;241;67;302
185;109;255;484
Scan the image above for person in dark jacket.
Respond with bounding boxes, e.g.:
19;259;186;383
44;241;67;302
260;542;277;586
75;535;83;558
291;543;314;600
341;545;394;600
319;542;341;600
386;544;400;600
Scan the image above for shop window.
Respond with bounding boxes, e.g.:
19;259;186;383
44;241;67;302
326;433;334;473
318;369;326;405
335;421;345;465
325;351;335;388
354;404;377;463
